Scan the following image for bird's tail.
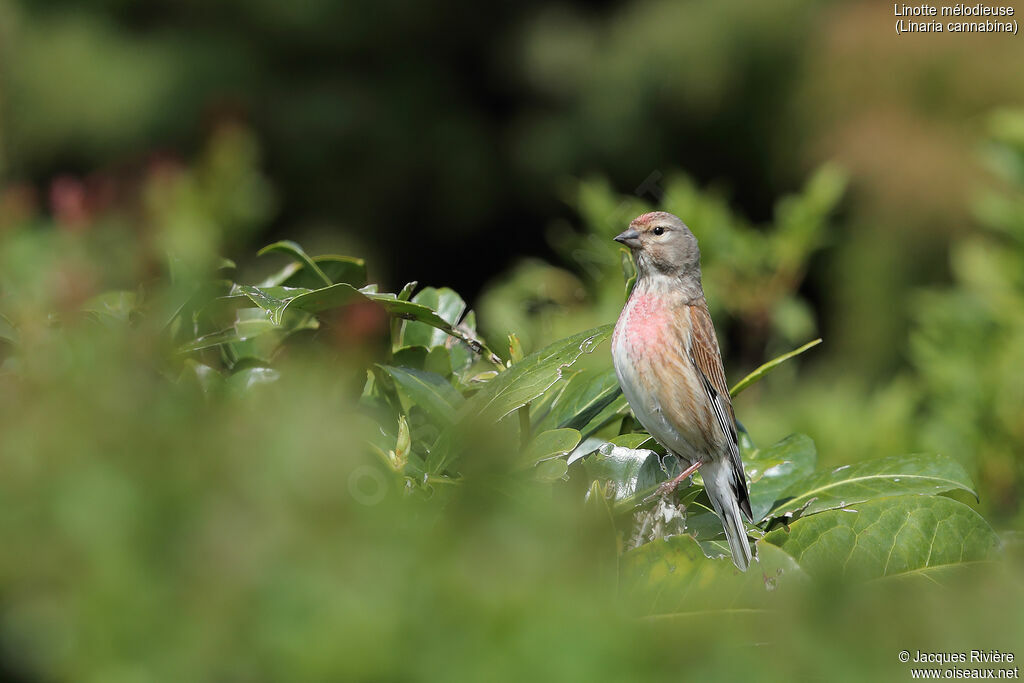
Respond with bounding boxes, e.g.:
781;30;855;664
701;459;753;571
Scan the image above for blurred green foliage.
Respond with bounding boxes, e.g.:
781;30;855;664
910;110;1024;526
739;110;1024;530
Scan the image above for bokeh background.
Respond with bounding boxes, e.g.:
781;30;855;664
2;0;1024;680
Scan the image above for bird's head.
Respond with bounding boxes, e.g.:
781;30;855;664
614;211;701;280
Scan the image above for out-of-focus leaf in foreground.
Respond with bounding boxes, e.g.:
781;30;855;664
622;535;807;616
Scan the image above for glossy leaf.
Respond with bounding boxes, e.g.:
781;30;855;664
763;495;1000;581
232;282;497;361
258;240;332;287
179;359;220;393
566;436;605;465
576;393;629;438
380;366;465;424
402;287;467;349
262;255;368;289
765;452;977;521
284;283;367;320
533;367;622;434
745;434;817;522
463;325;612;422
608;433;656;450
233;284;300;325
522;428;582;465
583;441;667;503
534;457;569;482
178;328;242;353
368;294;499;364
397;281;417;301
225;366;280;392
392;346;429;370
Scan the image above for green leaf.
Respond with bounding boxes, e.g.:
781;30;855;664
522;428;582;465
178;328;241;353
234;282;499;365
583;440;663;503
233;284;300;324
763;495;1000;581
368;294;498;364
285;283;370;319
534;457;569;482
178;304;315;356
225;366;280;392
401;287;467;349
729;338;822;397
608;433;656;449
263;255;368;289
765;452;977;521
179;359;220;392
576;393;629;438
424;346;453;377
745;434;817;523
622;536;807;616
258;240;332;287
533;367;622;434
397;281;418;301
380;366;465;424
463;325;612;423
392;346;429;370
447;310;479;376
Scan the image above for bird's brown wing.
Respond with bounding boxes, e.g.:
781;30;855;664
686;302;733;421
687;301;752;519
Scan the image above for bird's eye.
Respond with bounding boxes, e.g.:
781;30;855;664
652;227;665;236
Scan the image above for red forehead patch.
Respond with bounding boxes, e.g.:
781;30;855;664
630;211;675;228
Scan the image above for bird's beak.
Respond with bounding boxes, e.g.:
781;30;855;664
614;228;641;248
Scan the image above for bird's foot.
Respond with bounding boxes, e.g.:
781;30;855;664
643;460;704;504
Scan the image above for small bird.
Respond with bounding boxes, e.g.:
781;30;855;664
611;211;753;570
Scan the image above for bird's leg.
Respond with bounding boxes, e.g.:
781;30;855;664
645;460;703;503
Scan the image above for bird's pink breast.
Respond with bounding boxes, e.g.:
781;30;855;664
615;292;672;361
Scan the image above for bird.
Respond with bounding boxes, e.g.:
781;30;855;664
611;211;753;571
